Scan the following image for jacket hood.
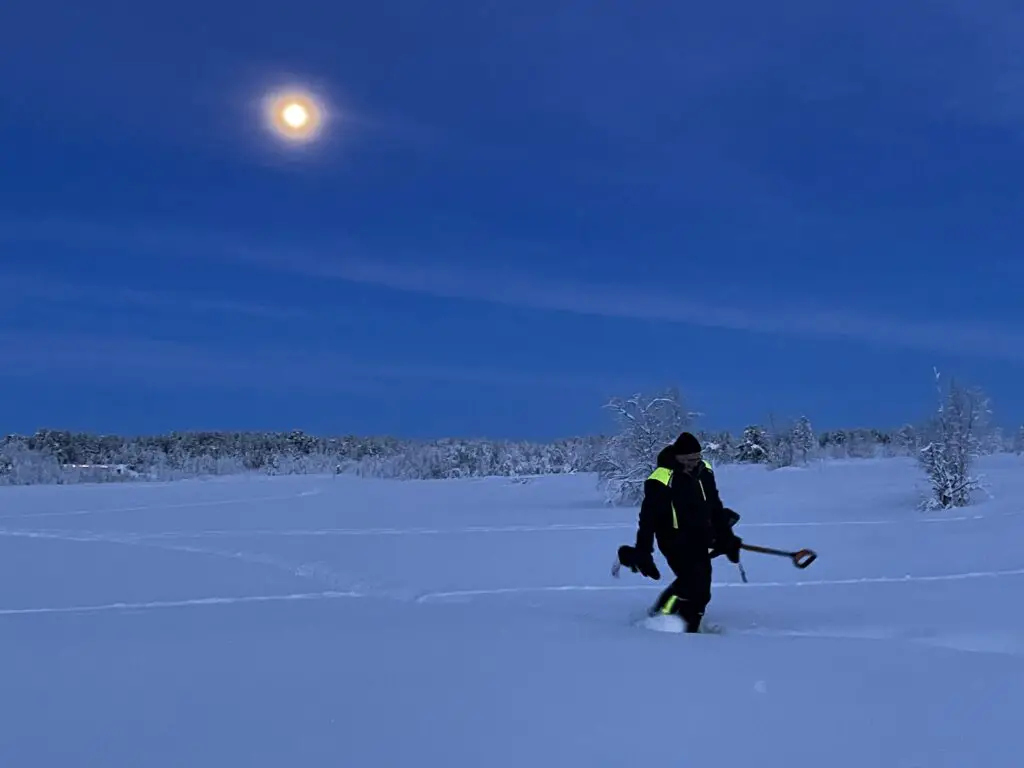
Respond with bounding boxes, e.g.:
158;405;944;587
656;445;680;469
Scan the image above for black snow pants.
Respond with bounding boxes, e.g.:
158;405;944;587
649;547;713;631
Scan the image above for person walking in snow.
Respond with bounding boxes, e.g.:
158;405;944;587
615;431;742;633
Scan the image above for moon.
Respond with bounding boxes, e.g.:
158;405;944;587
263;89;326;144
282;103;309;129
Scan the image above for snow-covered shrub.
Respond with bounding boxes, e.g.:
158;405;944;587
918;369;990;510
1015;426;1024;455
596;387;699;505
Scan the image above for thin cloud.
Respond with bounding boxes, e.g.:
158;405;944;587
0;331;322;391
255;250;1024;364
0;272;309;322
0;330;640;395
3;216;1022;363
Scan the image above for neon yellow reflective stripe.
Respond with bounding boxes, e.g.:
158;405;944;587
648;466;679;528
648;467;673;485
661;595;678;615
702;459;713;470
698;479;706;501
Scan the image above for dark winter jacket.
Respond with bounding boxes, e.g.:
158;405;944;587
634;446;737;569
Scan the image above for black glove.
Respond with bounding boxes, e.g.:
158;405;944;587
616;545;661;580
712;533;742;563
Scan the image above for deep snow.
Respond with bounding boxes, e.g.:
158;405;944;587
1;455;1022;766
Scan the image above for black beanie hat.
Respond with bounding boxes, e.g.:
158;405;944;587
671;432;702;455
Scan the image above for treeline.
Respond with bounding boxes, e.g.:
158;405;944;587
0;429;607;485
2;409;1020;487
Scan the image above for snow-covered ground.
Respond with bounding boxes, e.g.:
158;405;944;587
1;455;1022;766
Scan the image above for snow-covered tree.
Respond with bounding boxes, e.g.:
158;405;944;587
818;430;846;459
0;438;62;485
980;426;1005;455
846;428;885;459
891;424;919;457
761;414;791;468
596;387;700;505
762;415;815;468
699;430;735;465
790;416;817;464
736;425;771;463
1015;425;1024;455
918;369;991;510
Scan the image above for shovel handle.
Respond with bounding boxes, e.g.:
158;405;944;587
741;543;818;569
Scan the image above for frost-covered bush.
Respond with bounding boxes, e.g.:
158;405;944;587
918;369;990;510
595;387;699;505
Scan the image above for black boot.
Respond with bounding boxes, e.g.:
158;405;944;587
681;609;703;633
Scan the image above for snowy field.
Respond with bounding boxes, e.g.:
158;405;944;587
1;455;1023;767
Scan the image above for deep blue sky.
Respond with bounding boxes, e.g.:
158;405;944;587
1;1;1022;440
